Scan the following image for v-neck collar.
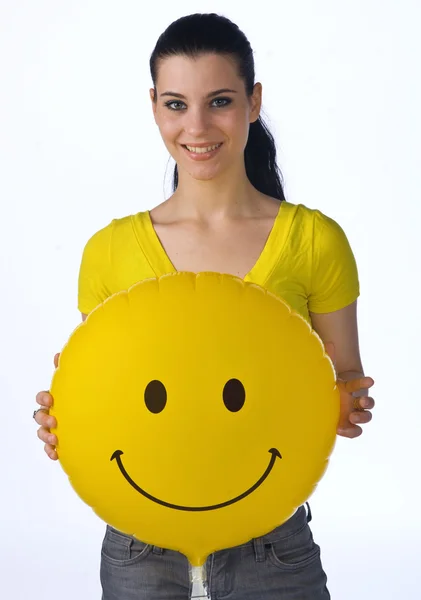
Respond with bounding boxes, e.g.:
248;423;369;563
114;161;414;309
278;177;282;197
133;201;292;285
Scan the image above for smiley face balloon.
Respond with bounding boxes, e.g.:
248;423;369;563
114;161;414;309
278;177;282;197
50;272;339;566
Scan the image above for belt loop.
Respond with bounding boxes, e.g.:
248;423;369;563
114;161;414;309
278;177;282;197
305;502;312;523
152;545;164;555
252;537;266;562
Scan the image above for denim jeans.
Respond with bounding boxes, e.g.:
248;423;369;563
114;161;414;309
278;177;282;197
100;503;330;599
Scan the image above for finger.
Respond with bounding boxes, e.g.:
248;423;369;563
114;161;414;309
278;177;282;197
343;377;375;394
37;427;57;445
35;411;56;429
44;443;58;460
349;410;372;425
337;425;363;438
354;396;375;410
34;408;48;425
36;391;53;408
54;353;60;369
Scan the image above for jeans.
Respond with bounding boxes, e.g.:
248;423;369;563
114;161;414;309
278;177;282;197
100;503;330;599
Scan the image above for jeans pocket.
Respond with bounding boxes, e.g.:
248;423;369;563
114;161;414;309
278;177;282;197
101;526;152;566
266;523;321;571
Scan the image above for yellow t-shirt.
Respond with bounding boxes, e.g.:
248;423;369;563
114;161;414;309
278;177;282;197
78;201;359;322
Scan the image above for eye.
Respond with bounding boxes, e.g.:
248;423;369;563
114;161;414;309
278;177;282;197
164;97;232;111
164;100;186;111
144;380;167;413
211;97;232;108
223;379;246;412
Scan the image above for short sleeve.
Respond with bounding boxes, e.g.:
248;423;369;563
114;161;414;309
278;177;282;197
308;211;360;313
77;222;114;315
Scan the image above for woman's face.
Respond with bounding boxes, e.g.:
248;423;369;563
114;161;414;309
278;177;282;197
150;53;262;182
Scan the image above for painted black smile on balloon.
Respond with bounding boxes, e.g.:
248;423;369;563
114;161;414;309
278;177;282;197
111;448;282;512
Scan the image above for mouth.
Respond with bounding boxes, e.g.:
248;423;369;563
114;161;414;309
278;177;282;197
181;142;223;161
111;447;282;512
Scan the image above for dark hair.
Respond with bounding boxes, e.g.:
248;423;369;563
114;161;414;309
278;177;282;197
150;13;286;202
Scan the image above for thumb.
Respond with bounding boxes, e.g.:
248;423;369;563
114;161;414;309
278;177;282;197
54;353;60;369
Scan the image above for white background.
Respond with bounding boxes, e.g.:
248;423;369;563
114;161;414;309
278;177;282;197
1;1;419;598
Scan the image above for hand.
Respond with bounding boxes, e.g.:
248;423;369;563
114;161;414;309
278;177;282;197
34;353;60;460
336;376;375;438
324;342;375;439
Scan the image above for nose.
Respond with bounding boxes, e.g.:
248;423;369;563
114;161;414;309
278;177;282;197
184;106;210;137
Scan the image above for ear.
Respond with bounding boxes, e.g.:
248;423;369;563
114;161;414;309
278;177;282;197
249;82;262;124
150;88;158;122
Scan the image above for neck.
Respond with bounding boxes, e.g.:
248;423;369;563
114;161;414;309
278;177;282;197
169;161;262;222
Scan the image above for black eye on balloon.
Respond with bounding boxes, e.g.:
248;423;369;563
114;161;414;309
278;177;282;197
144;380;167;414
223;379;246;412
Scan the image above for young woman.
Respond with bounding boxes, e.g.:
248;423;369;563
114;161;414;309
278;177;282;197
34;13;375;600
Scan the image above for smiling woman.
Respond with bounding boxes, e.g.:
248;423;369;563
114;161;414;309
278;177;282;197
158;86;238;160
149;53;264;188
34;11;375;600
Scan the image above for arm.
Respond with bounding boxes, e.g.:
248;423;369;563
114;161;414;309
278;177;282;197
310;300;375;438
310;300;363;378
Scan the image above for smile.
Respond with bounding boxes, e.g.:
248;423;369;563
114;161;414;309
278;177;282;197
181;142;223;161
111;448;282;512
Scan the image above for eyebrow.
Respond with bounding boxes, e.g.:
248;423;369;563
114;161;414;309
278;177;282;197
160;88;238;99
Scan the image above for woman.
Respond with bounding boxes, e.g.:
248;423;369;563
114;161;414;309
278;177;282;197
34;13;375;600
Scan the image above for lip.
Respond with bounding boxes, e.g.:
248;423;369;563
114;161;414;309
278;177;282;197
181;142;223;161
111;447;282;512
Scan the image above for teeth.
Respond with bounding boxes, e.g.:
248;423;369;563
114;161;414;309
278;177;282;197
185;143;221;154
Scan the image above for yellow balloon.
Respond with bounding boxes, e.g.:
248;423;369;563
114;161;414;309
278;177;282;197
50;272;339;567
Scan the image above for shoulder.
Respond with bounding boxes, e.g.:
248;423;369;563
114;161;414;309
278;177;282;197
282;201;337;223
283;202;348;240
279;200;319;219
83;212;148;249
280;201;342;235
81;221;114;260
